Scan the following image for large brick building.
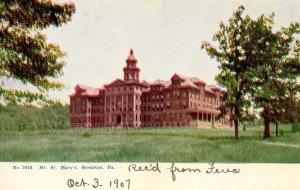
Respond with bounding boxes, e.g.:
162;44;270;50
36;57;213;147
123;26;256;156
69;49;231;128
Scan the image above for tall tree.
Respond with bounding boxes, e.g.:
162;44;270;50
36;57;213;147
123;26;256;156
245;13;300;138
0;0;75;105
201;6;254;140
202;5;300;139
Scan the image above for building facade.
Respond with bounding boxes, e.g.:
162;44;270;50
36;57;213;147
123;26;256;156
69;49;231;128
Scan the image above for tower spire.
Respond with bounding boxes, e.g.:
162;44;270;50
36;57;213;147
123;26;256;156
126;48;137;63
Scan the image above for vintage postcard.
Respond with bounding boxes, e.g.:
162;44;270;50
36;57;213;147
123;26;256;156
0;0;299;189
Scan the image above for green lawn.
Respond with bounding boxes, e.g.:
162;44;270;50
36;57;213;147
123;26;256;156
0;125;300;162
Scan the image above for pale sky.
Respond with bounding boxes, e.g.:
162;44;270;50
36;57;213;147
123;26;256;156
25;0;300;103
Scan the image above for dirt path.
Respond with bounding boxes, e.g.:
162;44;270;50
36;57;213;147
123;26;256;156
263;142;300;148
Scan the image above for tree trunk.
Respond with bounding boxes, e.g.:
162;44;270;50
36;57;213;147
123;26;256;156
263;116;271;139
275;121;278;136
233;103;240;141
234;119;239;141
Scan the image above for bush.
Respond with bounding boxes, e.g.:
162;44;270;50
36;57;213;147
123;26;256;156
82;132;91;138
291;123;300;133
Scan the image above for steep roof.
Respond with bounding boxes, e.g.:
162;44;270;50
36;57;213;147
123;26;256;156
190;77;206;85
150;79;171;86
74;84;99;97
205;86;216;95
207;84;220;90
149;73;213;91
141;80;149;86
172;73;200;89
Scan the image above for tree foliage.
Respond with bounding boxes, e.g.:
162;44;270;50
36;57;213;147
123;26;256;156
202;5;300;139
0;103;69;132
0;0;75;105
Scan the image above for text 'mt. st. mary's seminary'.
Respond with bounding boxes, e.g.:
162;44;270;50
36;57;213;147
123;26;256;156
69;49;232;128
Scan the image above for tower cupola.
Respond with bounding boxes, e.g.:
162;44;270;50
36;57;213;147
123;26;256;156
123;49;140;82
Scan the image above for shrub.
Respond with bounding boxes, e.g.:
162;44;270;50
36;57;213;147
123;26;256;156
82;132;91;138
291;123;300;133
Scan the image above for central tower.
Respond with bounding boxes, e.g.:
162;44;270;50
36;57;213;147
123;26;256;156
123;49;140;82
